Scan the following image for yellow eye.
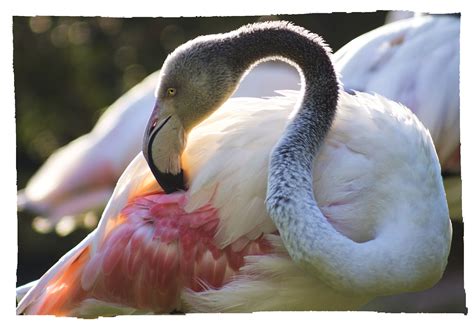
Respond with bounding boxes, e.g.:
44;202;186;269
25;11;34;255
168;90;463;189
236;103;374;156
166;87;176;97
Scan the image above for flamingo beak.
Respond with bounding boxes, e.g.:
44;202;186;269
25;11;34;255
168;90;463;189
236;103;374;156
143;103;186;194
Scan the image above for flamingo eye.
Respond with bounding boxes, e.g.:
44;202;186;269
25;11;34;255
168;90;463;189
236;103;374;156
166;87;176;97
151;119;158;128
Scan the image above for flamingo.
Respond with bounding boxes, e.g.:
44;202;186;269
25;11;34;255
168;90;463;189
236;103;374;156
17;16;460;234
16;21;451;315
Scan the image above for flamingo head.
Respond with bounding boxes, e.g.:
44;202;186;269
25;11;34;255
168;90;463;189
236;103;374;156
143;34;244;193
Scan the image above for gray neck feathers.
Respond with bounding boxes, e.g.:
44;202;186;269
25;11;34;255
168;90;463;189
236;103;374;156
221;22;340;219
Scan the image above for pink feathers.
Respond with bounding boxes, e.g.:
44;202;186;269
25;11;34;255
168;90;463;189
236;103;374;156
31;190;273;315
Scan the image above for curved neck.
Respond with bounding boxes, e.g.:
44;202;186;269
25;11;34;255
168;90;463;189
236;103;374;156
220;23;430;295
227;23;340;157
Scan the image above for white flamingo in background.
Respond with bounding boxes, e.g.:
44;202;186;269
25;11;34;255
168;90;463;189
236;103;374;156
17;21;451;316
17;14;460;235
17;71;160;234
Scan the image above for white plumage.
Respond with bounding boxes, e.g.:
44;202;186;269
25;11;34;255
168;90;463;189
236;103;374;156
17;87;451;313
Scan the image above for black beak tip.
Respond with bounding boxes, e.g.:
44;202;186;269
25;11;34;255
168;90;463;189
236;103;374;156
151;168;186;194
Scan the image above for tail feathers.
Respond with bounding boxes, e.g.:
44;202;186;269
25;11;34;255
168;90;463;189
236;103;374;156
17;237;93;316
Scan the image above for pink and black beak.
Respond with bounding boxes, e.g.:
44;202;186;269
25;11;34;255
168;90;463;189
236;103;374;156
142;104;185;194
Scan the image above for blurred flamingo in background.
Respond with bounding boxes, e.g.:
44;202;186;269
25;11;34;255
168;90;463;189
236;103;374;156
16;21;451;315
17;71;160;235
17;14;460;236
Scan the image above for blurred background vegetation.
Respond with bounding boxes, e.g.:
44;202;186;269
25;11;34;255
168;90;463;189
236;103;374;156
14;13;465;313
